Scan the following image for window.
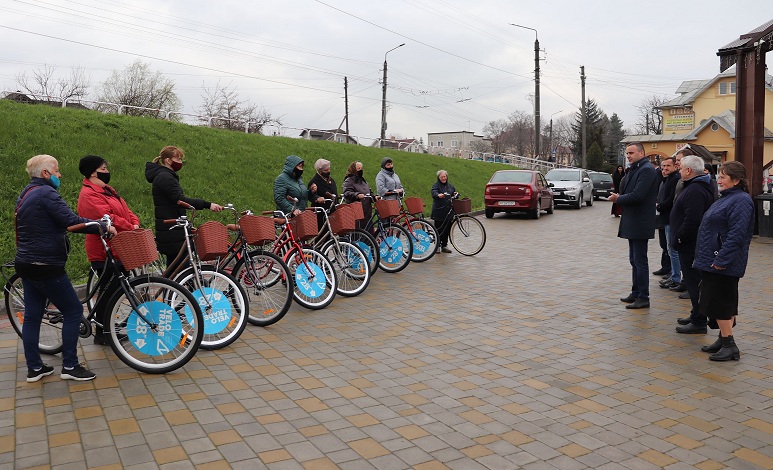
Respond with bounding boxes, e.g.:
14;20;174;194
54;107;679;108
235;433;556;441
437;140;444;147
719;82;736;95
451;140;458;148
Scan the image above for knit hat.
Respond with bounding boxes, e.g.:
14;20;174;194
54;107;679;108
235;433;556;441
381;157;393;169
79;155;106;177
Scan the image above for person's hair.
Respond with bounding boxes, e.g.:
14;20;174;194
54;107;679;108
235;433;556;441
314;159;331;172
676;147;696;157
346;161;361;177
661;157;675;166
26;154;57;178
436;169;448;178
680;155;704;175
626;142;645;153
152;146;185;164
719;161;749;193
704;163;715;176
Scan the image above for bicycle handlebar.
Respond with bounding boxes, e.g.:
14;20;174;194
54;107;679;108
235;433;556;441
67;214;112;236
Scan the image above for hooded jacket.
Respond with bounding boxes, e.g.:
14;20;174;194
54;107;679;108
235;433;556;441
145;162;211;253
77;178;140;262
376;158;403;200
669;174;714;252
274;155;309;214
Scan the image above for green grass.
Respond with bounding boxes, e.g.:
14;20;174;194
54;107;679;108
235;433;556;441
0;100;513;279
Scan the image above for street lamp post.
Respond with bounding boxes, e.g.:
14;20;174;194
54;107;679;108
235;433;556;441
549;110;563;162
510;23;540;158
380;43;405;148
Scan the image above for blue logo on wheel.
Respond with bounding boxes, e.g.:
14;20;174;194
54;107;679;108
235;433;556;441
184;287;233;334
380;236;404;265
295;262;327;298
127;301;184;356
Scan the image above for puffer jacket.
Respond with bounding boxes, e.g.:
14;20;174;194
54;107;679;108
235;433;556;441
274;155;310;214
669;174;714;252
693;186;754;278
145;162;211;251
376;163;403;200
431;179;456;219
15;178;101;267
77;179;140;262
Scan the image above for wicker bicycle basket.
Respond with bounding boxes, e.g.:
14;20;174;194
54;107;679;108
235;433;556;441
375;199;401;218
329;205;357;235
239;214;276;246
194;221;230;261
404;197;425;215
452;197;472;214
110;229;158;271
289;210;319;241
348;201;365;220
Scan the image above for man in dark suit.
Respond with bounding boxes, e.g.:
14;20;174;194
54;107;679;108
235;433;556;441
609;142;659;309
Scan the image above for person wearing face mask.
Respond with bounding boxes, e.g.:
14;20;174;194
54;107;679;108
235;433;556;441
77;155;140;345
342;161;375;228
274;154;317;217
15;154;116;382
376;157;404;201
145;146;223;266
308;158;338;229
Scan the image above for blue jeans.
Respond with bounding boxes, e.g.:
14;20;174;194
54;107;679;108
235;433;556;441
664;225;681;283
21;274;82;370
628;239;650;300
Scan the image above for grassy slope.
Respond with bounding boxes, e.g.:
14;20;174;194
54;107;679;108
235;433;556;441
0;100;512;278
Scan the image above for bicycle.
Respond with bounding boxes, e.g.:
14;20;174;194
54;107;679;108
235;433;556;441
155;201;249;350
392;195;438;262
4;216;205;373
362;195;414;273
263;200;338;310
434;194;487;256
333;198;381;275
306;197;371;297
216;205;294;327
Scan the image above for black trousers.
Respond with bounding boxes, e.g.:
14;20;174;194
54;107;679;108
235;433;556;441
678;249;705;327
657;228;670;272
435;214;452;247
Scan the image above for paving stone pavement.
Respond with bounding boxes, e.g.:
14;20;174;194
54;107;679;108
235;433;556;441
1;200;772;470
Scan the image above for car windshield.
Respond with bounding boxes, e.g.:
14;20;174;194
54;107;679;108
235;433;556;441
589;173;612;183
546;170;580;181
489;172;532;183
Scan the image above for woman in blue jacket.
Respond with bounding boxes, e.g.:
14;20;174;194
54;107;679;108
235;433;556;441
693;161;755;361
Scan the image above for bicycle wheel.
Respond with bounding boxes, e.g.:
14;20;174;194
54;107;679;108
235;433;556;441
342;228;380;275
284;247;337;310
4;273;64;355
232;250;293;326
405;218;438;262
377;223;413;273
85;266;101;311
104;275;204;373
450;215;486;256
173;266;249;350
321;240;371;297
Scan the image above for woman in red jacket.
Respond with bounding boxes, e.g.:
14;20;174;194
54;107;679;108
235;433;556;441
77;155;140;345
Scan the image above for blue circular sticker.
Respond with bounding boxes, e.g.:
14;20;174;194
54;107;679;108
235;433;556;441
295;261;327;298
410;228;431;255
126;300;184;356
184;287;233;334
354;240;374;265
380;236;404;266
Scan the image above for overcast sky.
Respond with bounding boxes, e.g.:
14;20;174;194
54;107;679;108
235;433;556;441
0;0;769;145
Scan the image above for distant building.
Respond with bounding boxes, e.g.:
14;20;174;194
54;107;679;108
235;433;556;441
374;137;424;153
299;128;358;145
3;91;90;110
427;131;489;158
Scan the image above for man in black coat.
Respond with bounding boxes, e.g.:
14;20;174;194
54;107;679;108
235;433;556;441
670;155;715;334
609;142;659;309
656;157;681;289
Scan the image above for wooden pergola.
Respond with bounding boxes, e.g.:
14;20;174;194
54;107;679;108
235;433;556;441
717;19;773;199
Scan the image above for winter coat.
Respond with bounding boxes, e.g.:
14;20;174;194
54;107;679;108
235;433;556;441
144;162;211;254
273;155;310;214
15;178;102;268
615;158;658;240
77;179;140;262
376;169;403;200
693;187;754;278
431;179;456;220
342;174;373;221
655;172;679;228
612;170;624;191
668;174;714;253
308;172;338;210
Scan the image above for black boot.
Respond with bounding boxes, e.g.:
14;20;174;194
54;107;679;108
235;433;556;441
709;335;740;361
701;333;722;353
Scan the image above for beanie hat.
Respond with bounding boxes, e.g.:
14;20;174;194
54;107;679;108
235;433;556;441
79;155;106;177
381;157;393;169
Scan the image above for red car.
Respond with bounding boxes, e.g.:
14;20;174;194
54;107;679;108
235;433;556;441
484;170;555;219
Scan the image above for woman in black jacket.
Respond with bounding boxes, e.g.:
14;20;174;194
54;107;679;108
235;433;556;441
144;146;223;266
308;158;337;229
611;165;624;216
431;170;457;253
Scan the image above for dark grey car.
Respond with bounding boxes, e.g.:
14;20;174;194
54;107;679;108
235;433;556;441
588;172;614;200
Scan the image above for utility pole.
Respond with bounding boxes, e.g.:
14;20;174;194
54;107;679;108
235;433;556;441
344;77;349;137
510;23;541;158
581;65;587;168
380;44;405;148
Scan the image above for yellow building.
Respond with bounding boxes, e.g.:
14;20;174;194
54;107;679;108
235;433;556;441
622;68;773;174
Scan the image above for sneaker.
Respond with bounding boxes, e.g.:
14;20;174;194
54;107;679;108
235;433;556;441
27;364;54;383
61;364;96;381
440;246;452;253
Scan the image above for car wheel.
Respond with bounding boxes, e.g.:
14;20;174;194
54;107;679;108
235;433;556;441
575;193;582;209
586;195;593;207
546;198;554;214
593;196;599;201
485;208;494;219
531;200;541;219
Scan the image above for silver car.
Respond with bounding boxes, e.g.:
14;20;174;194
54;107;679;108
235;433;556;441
545;168;594;209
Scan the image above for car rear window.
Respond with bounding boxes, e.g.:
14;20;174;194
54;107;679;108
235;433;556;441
546;170;580;181
489;172;533;183
589;173;613;183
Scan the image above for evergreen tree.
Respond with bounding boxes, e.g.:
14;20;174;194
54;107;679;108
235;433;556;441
587;142;606;171
571;99;606;164
604;113;625;167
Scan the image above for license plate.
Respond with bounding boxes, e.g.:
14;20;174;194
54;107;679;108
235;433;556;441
499;201;516;206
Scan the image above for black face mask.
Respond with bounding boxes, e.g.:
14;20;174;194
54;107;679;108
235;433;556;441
357;169;364;178
96;172;111;185
320;171;331;179
293;168;304;178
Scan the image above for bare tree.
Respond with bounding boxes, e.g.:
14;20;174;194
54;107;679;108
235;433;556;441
197;80;280;133
97;60;181;117
482;118;511;154
15;64;90;101
634;95;669;135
